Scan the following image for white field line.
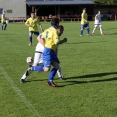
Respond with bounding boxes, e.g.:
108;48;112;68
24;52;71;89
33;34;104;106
0;66;40;117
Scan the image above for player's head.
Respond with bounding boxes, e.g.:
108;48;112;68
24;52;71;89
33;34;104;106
98;10;101;14
30;12;35;18
3;10;5;14
83;8;86;13
51;18;59;28
57;25;64;36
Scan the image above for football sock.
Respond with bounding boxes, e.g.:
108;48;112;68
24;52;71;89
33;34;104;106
2;26;3;30
100;28;103;34
29;36;32;43
57;65;62;77
31;65;44;71
80;30;83;35
48;68;57;81
92;28;96;33
4;24;7;30
87;28;90;34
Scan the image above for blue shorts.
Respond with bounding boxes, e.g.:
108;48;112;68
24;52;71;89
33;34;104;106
42;47;59;68
81;23;89;29
2;22;6;25
29;31;39;36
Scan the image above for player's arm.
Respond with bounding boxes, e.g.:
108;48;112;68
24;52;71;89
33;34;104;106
82;13;88;23
25;19;30;27
58;38;67;44
40;32;46;46
95;15;99;21
37;19;44;32
39;24;44;32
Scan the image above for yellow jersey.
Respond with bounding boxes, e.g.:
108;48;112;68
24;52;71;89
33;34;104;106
81;13;87;24
25;17;40;31
42;26;59;51
1;14;5;23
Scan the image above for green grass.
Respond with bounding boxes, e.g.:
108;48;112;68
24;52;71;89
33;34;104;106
1;21;117;117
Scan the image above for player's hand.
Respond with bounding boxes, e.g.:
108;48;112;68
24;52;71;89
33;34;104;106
63;38;67;42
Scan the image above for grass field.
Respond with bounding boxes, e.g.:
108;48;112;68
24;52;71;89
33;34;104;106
0;21;117;117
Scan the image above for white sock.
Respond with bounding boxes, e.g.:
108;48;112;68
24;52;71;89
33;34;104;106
21;74;26;80
100;28;103;34
57;65;62;77
92;27;96;33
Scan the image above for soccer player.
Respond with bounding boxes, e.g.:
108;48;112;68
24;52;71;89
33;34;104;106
1;11;7;30
92;10;104;36
25;12;44;46
80;8;90;36
20;30;64;83
20;19;67;87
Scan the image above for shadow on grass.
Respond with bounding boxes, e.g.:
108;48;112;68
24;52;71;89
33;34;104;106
24;72;117;87
61;72;117;87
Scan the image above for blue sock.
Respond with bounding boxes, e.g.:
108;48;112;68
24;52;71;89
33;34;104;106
87;28;90;34
80;30;83;35
48;68;57;81
29;36;32;43
31;65;44;72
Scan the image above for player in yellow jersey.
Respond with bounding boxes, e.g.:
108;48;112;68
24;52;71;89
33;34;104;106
25;12;44;46
1;11;7;30
20;18;67;87
80;8;90;36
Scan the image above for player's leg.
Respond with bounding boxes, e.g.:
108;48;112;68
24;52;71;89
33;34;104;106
47;60;59;87
34;31;39;37
2;22;4;30
92;25;97;35
80;24;84;36
57;64;64;80
4;22;7;30
29;31;33;46
20;65;32;83
86;23;90;35
99;25;104;35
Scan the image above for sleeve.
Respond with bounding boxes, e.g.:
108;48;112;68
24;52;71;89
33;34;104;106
37;18;40;25
53;31;59;45
95;14;98;20
25;19;29;24
81;13;84;19
41;30;46;40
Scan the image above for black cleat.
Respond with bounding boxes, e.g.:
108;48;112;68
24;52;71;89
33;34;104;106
20;79;25;83
59;76;65;80
47;81;58;87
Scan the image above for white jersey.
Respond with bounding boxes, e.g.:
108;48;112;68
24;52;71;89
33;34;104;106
33;33;44;64
94;14;102;25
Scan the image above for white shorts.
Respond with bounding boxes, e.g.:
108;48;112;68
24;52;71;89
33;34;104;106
94;24;102;28
94;21;102;27
33;43;44;64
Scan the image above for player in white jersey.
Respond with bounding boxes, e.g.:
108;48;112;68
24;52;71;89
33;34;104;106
20;32;64;83
92;11;104;36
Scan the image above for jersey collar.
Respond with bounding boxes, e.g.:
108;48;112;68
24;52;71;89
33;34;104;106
51;25;57;29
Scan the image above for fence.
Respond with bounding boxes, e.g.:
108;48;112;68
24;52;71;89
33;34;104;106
0;14;117;23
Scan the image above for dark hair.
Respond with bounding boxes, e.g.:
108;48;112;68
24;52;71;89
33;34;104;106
83;8;86;10
58;25;64;30
51;18;59;27
30;12;34;14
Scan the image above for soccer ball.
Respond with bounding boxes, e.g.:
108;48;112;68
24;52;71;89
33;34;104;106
26;57;33;64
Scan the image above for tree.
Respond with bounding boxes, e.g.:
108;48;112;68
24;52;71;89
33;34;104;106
92;0;117;5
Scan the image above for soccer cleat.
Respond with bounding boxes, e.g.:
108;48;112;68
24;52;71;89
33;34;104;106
59;76;65;80
20;65;32;83
87;34;90;36
101;33;104;36
80;35;83;36
92;33;95;36
47;81;58;87
20;79;25;83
